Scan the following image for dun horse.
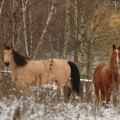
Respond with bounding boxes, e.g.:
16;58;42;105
93;44;120;106
3;43;80;98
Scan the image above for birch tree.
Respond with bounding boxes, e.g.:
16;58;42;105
78;0;86;77
21;0;29;56
63;0;70;59
0;0;4;16
33;0;58;59
11;0;15;48
78;0;109;78
74;0;79;63
0;0;5;46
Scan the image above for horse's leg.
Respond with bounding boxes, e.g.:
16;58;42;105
63;84;72;101
101;90;105;106
104;87;111;104
94;86;100;106
113;83;119;106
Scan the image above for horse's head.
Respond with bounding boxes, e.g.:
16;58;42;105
112;44;120;67
3;43;13;67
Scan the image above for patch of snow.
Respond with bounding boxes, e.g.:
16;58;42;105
0;96;120;120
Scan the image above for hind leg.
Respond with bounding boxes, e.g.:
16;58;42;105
113;83;119;106
94;86;100;106
55;79;72;101
56;77;72;99
63;84;72;100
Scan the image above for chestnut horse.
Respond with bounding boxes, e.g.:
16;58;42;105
93;44;120;106
3;43;80;98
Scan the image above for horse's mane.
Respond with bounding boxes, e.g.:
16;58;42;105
5;46;31;67
13;50;31;67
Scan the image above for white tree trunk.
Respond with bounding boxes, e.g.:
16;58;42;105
0;0;4;15
63;0;70;59
74;0;78;63
22;0;29;56
11;0;15;48
33;0;58;59
29;9;33;57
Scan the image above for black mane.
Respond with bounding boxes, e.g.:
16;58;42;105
12;50;31;67
5;45;30;67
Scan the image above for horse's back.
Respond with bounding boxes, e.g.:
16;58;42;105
93;64;106;90
43;58;70;71
50;58;70;77
43;58;71;88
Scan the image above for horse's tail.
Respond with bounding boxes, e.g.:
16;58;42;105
68;61;80;95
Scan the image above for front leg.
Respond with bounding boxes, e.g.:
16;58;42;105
113;75;119;106
113;84;118;106
103;77;112;104
104;83;111;108
104;87;112;104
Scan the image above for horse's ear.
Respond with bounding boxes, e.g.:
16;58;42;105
10;43;12;49
118;46;120;50
3;43;6;50
113;44;116;49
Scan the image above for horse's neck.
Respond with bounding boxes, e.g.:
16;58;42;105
106;59;118;73
107;54;116;69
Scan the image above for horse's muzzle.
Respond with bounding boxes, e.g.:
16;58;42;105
5;62;9;66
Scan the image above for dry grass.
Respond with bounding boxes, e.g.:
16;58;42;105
0;74;120;119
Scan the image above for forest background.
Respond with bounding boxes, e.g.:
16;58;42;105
0;0;120;78
0;1;120;119
0;0;120;97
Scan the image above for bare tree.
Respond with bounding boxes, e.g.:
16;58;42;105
21;0;29;56
0;0;4;15
33;0;58;59
63;0;70;59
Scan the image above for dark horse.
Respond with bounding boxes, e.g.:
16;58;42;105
3;43;80;98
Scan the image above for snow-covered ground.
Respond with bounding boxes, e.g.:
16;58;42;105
0;83;120;120
0;96;120;120
0;76;120;120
